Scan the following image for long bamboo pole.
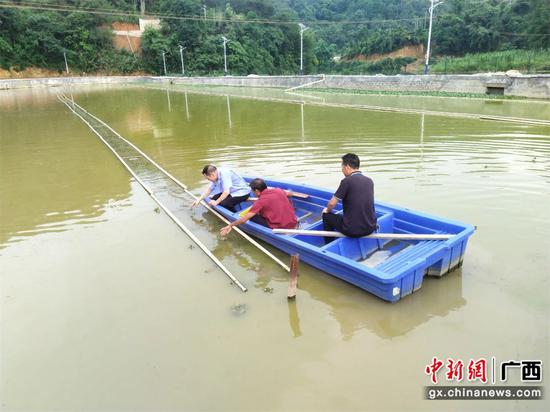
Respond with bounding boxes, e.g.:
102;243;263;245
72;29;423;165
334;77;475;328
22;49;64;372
61;95;290;273
59;95;247;292
272;228;453;240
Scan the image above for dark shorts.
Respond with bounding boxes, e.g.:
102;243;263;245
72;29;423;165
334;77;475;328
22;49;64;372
322;212;343;244
250;214;269;227
322;212;374;244
211;192;250;213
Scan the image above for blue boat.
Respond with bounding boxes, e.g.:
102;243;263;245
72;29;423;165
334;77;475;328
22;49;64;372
213;177;475;302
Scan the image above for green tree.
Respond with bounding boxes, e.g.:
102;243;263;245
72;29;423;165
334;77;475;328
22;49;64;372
141;27;172;74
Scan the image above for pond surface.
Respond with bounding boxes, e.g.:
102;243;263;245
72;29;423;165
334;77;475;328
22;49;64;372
175;83;550;122
1;85;549;411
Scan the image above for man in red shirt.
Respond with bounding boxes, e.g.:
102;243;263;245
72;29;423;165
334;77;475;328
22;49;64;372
220;178;297;236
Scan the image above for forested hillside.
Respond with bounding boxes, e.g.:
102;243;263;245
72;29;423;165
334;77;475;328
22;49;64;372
0;0;548;76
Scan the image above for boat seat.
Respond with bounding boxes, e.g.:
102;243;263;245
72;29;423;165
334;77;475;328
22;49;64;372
375;240;441;272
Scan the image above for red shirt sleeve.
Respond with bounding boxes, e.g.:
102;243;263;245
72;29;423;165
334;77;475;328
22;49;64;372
250;198;264;215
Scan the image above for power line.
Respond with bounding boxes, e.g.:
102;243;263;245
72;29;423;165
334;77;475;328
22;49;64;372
0;0;427;26
495;32;550;37
0;0;142;16
0;1;547;37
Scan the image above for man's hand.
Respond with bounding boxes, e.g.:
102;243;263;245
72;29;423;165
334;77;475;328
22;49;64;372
191;199;201;208
220;225;232;237
323;197;338;214
208;200;218;206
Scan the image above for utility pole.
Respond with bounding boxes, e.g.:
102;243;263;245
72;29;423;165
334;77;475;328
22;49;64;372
178;45;186;75
203;4;207;20
424;0;443;74
298;23;309;75
221;36;229;75
162;50;167;76
140;0;145;15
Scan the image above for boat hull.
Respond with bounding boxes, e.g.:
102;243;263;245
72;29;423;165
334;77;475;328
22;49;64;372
213;177;475;302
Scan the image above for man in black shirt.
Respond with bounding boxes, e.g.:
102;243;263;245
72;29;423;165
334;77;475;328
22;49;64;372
322;153;377;244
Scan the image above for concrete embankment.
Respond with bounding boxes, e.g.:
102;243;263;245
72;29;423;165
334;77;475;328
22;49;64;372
1;73;548;99
165;74;550;99
0;75;143;90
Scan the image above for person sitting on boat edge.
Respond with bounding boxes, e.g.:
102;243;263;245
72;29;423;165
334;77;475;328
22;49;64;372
192;165;250;212
322;153;377;244
220;178;298;236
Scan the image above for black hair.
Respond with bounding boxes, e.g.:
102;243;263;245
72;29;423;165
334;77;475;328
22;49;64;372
341;153;360;169
202;165;217;175
249;178;267;192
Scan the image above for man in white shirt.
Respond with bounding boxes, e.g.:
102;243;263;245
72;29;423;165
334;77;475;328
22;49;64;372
191;165;250;212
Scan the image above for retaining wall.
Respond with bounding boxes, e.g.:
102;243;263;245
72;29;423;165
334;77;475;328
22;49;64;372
0;76;142;90
1;74;548;99
318;74;550;99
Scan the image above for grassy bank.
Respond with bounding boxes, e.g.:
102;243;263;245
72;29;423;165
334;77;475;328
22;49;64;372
429;50;550;74
301;87;527;100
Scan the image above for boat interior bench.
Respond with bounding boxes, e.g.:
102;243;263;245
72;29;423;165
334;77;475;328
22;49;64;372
291;203;457;278
235;195;460;280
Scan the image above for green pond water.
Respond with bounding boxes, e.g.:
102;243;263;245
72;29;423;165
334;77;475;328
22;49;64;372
1;85;549;411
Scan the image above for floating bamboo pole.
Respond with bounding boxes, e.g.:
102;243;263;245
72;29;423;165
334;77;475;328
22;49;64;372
272;228;453;240
60;95;290;273
59;95;247;292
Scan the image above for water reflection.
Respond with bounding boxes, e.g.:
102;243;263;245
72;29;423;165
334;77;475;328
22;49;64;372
184;92;190;120
297;266;465;340
187;199;466;340
287;300;302;338
300;102;305;139
179;83;550;122
166;88;172;112
226;95;232;129
0;90;132;249
0;86;63;110
415;113;426;179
